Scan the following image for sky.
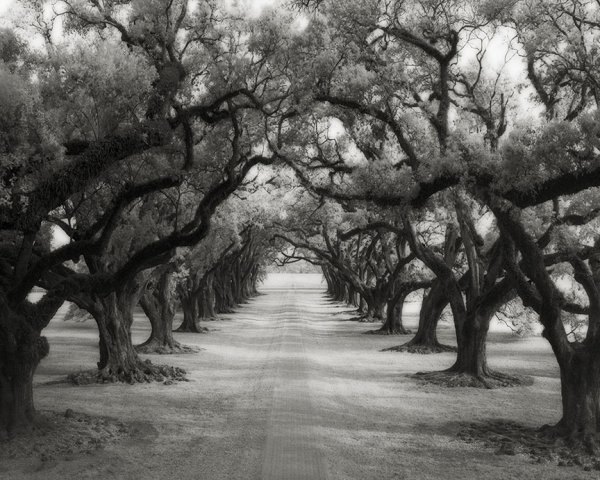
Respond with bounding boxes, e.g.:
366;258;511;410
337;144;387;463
0;0;274;16
0;0;13;16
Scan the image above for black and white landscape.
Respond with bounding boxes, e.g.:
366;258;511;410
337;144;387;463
2;0;600;478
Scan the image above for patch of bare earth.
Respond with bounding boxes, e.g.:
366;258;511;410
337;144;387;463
382;343;457;354
135;343;200;355
1;410;130;462
458;420;600;471
413;370;534;388
66;362;187;385
364;328;412;335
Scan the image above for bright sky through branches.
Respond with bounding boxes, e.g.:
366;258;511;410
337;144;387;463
0;0;275;16
0;0;14;15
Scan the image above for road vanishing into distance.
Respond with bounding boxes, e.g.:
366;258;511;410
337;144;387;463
258;279;330;480
14;273;581;480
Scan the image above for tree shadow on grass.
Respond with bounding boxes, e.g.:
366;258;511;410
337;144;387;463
0;410;133;460
456;419;600;471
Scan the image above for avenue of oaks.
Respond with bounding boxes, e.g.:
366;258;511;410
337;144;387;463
2;0;600;455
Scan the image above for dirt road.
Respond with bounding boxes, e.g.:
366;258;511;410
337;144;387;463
2;273;595;479
260;281;329;480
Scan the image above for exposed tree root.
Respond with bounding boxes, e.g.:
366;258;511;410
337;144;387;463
0;410;130;460
382;342;457;354
458;419;600;470
67;360;187;385
413;369;533;389
365;327;412;335
538;422;600;456
174;325;210;333
334;309;362;316
347;315;379;323
218;308;236;314
135;340;199;355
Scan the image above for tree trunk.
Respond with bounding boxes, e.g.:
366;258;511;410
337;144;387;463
387;282;455;353
375;297;386;320
412;283;447;345
447;309;491;377
343;284;353;304
349;286;359;307
241;272;252;300
92;290;144;380
216;275;235;313
250;266;260;294
330;278;341;301
361;291;385;321
322;268;333;294
358;294;367;314
0;330;47;438
548;351;600;445
137;270;190;353
1;293;63;437
176;289;207;333
201;274;216;319
372;292;411;335
238;261;255;302
363;301;375;321
332;277;345;302
0;364;36;439
231;266;242;304
138;296;178;351
413;299;528;388
214;275;233;314
440;279;525;388
75;286;186;384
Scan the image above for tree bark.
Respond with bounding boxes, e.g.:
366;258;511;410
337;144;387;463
330;276;344;302
373;292;411;334
551;352;600;444
92;288;145;380
137;269;191;353
176;287;207;333
391;282;455;352
358;294;367;314
447;309;492;376
0;293;61;438
375;296;387;320
70;282;187;384
0;330;47;438
360;290;385;321
200;273;217;319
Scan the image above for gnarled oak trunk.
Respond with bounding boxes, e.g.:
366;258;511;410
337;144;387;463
415;290;528;388
0;334;47;438
92;289;144;380
198;273;216;320
549;351;600;445
67;283;187;385
387;283;454;352
372;292;410;335
176;288;206;333
1;294;62;438
137;269;191;354
448;310;491;377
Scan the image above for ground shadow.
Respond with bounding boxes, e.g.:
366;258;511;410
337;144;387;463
455;419;600;471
